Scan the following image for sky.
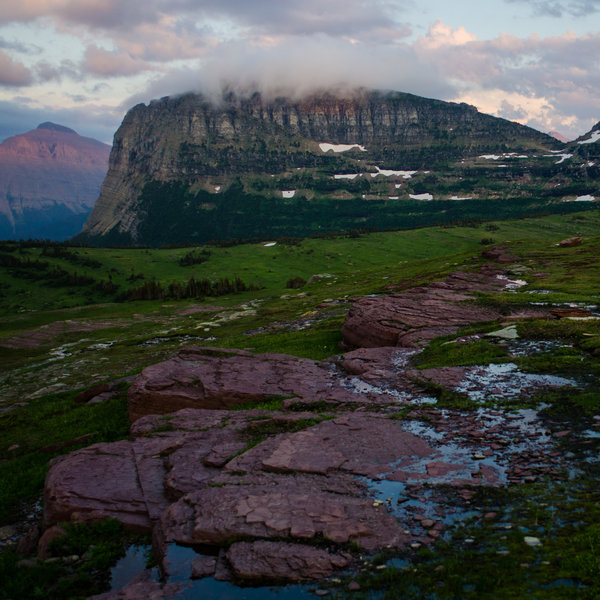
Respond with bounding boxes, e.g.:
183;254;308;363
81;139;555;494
0;0;599;144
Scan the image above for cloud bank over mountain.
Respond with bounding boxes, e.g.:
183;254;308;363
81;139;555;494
0;0;598;142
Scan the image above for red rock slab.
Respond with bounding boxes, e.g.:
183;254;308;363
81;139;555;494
127;347;353;422
341;287;501;349
44;440;154;531
259;415;434;477
163;431;244;499
160;486;406;552
225;541;351;582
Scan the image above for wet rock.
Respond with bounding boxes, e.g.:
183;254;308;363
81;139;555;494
190;555;217;579
160;486;404;551
0;524;17;541
225;541;350;582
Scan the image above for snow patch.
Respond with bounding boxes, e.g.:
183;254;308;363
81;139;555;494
578;130;600;144
480;154;501;160
281;190;296;198
546;153;573;164
574;195;596;202
263;242;277;247
450;196;472;200
334;173;360;180
409;193;433;201
371;167;417;178
319;142;367;153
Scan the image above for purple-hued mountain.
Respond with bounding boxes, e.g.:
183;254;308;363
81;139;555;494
0;122;110;240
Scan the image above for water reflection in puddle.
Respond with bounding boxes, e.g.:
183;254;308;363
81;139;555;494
163;545;314;600
456;363;576;401
110;545;158;590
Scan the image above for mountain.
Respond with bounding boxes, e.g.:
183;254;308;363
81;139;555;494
548;130;570;143
0;122;110;240
76;89;598;247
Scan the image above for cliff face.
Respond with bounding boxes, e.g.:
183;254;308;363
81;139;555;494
79;89;572;245
0;123;111;240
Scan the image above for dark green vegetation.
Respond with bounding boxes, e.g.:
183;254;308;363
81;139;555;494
0;519;150;600
1;210;599;598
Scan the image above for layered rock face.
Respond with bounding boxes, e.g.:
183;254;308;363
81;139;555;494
0;123;110;240
79;89;558;245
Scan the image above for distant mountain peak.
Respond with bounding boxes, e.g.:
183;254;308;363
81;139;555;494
548;131;570;143
37;122;77;135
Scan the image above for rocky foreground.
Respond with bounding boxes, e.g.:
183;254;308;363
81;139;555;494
40;265;591;598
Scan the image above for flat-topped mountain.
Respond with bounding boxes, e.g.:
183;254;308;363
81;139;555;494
77;89;598;246
0;123;110;240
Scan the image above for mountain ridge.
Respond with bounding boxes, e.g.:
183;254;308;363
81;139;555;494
77;89;597;246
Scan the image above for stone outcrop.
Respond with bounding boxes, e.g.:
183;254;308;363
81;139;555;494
341;270;506;348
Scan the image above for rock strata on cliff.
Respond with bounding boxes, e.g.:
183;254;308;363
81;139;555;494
77;89;566;246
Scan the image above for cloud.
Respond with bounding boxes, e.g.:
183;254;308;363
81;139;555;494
504;0;600;17
83;45;151;77
0;37;42;55
0;1;411;39
125;34;456;109
0;50;33;86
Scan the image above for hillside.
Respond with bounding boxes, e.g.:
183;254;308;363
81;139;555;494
0;123;110;240
77;89;599;247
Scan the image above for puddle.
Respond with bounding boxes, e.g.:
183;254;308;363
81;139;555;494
341;376;437;405
455;363;577;401
507;339;572;357
361;404;563;539
110;545;157;590
162;545;314;599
